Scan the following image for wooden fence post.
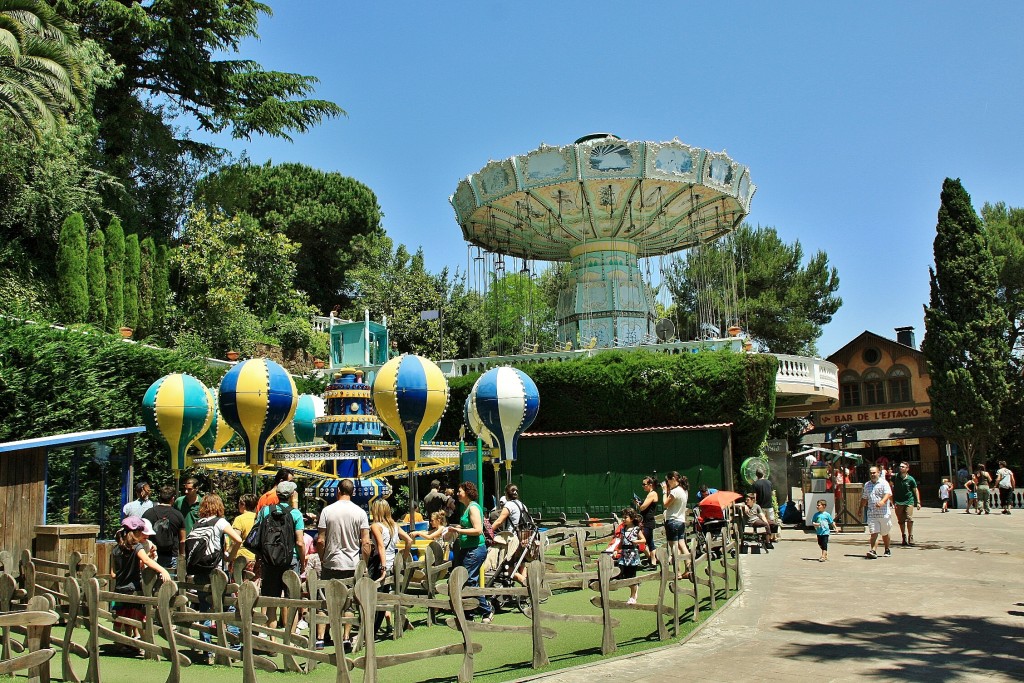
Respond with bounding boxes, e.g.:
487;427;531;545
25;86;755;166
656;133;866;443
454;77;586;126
525;560;549;668
209;569;231;666
155;580;182;683
353;577;377;683
237;581;259;683
446;566;475;683
325;580;352;683
596;553;617;655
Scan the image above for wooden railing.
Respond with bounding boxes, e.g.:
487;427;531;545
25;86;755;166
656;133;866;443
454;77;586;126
0;519;743;683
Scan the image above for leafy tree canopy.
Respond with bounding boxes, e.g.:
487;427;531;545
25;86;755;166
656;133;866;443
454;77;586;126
195;161;383;313
52;0;345;234
168;206;314;356
663;223;841;355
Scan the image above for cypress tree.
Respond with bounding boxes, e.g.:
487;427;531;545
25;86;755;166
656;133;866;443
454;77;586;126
124;234;140;330
922;178;1010;473
152;243;170;336
86;228;107;328
55;213;89;323
104;218;125;331
138;236;155;336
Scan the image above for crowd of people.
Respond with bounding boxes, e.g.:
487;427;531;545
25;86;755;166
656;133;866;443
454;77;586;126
105;457;1017;658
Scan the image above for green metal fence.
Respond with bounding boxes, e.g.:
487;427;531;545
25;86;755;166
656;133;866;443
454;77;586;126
508;428;729;518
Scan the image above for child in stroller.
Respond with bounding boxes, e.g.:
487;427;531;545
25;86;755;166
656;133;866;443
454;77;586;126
486;526;540;613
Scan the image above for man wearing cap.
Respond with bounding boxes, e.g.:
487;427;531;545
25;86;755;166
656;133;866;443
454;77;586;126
892;461;922;546
257;469;298;512
122;481;153;519
254;480;305;631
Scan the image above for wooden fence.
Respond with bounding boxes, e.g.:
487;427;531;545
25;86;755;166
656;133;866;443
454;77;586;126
0;513;743;683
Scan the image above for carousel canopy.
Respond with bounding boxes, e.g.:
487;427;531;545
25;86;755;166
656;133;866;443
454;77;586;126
451;134;755;261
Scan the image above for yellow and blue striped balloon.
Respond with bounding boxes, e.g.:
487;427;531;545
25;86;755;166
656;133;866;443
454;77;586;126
218;358;298;469
197;387;236;454
141;373;214;471
372;354;449;463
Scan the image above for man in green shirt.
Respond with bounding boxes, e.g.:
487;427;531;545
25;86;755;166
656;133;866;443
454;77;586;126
892;462;921;547
173;476;203;535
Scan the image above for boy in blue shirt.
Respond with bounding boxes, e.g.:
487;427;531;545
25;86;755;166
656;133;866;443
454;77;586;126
812;499;838;562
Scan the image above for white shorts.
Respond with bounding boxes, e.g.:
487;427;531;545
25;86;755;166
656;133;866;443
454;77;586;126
867;516;892;536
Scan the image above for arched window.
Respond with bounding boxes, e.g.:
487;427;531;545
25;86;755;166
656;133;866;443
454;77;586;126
863;368;885;406
887;365;912;404
840;370;860;407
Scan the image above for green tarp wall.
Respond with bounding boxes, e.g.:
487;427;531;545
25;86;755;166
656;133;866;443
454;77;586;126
508;428;728;518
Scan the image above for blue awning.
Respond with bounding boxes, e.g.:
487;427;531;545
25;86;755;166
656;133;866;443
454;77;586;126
0;427;146;454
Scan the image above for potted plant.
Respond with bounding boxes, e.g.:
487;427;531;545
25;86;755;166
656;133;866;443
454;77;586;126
119;326;133;339
313;358;325;369
727;325;742;337
226;350;240;361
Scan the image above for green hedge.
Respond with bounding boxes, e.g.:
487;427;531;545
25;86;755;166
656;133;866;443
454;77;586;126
0;318;224;493
438;349;777;468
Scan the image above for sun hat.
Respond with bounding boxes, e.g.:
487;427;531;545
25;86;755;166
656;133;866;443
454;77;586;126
122;516;155;535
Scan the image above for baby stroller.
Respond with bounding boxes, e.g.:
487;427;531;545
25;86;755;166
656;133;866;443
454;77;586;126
486;527;540;614
693;491;742;558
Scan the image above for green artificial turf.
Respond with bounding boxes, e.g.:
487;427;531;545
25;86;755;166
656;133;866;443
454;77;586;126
12;559;735;682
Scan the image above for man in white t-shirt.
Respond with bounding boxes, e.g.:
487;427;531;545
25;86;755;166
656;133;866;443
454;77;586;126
316;479;370;579
316;479;370;648
860;466;892;559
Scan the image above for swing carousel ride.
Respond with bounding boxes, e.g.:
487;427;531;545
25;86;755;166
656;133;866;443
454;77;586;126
452;133;755;348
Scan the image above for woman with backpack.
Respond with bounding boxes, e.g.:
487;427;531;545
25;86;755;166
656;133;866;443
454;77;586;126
491;484;533;585
186;494;243;616
448;481;494;623
369;499;413;636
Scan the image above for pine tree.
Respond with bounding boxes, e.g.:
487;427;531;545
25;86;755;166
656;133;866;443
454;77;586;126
138;236;155;336
86;228;107;328
123;234;140;330
922;178;1010;473
104;218;125;331
151;243;169;337
55;213;89;323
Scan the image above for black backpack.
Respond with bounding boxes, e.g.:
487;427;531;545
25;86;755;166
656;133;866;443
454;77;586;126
185;518;222;573
512;500;536;533
152;514;176;553
255;504;295;569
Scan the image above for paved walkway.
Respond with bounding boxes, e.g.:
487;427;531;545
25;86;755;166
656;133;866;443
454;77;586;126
528;506;1024;681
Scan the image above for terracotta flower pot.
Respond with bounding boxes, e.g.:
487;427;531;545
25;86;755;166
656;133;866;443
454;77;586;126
119;326;133;339
728;326;742;337
313;359;325;369
226;350;240;361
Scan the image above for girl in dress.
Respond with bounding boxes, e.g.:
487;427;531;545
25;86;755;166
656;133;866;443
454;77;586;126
615;508;646;605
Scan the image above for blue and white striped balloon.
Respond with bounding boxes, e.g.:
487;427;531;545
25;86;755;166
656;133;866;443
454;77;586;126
464;395;496;448
471;367;540;462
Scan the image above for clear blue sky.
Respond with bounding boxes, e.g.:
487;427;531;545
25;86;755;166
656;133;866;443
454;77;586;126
199;2;1024;356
